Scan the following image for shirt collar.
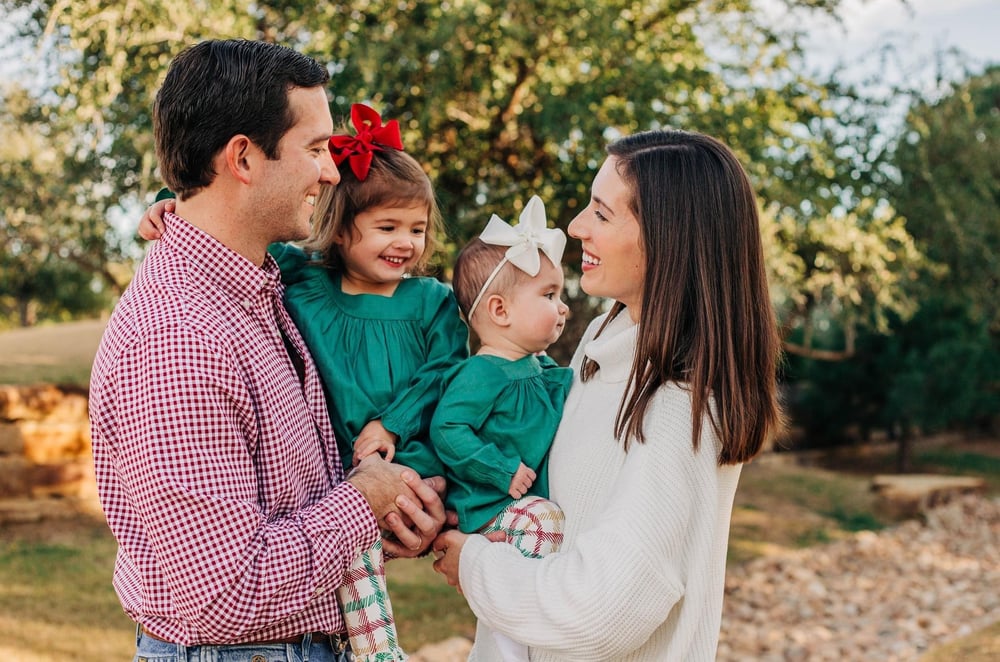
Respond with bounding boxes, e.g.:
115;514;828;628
160;211;282;301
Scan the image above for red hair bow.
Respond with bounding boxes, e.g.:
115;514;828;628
328;103;404;181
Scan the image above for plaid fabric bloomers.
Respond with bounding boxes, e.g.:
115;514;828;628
482;495;565;558
336;538;406;661
89;213;379;645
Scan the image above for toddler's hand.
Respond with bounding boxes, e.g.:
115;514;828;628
138;198;174;240
353;419;398;465
508;463;536;499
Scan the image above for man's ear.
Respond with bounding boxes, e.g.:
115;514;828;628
221;135;257;185
485;294;511;327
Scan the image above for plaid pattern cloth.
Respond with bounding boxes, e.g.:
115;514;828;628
482;495;565;558
336;538;407;661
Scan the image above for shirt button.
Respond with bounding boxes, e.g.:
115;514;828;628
242;299;252;309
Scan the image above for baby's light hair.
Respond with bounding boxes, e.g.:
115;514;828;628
452;238;545;320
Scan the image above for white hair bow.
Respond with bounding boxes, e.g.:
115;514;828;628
467;195;567;318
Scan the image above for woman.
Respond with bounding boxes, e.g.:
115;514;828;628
432;129;783;661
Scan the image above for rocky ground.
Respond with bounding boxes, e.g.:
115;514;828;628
717;495;999;661
410;495;999;661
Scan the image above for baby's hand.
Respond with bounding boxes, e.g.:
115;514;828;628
138;198;175;240
353;419;398;465
508;463;536;499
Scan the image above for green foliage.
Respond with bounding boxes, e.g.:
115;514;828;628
786;63;1000;445
2;0;929;354
0;84;124;325
3;0;994;446
885;302;1000;434
789;297;1000;446
891;65;1000;331
763;198;930;359
785;333;890;447
875;66;1000;437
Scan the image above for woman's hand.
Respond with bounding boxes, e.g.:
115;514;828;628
432;528;470;593
138;198;175;240
432;527;506;593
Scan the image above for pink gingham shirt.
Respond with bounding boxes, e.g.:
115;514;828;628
89;212;378;644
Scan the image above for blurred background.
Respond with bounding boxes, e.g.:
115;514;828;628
0;1;997;660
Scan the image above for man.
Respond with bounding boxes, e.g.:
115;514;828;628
89;39;445;662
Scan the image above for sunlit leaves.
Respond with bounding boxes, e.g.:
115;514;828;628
0;0;943;350
762;199;933;358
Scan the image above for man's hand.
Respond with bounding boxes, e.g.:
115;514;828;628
347;456;446;557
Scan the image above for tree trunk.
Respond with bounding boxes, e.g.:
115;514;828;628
896;421;913;473
16;298;37;327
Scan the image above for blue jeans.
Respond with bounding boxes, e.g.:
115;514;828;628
134;628;353;662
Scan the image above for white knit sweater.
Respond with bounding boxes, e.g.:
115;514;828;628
459;311;742;661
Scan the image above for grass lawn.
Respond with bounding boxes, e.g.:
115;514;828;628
0;318;106;386
0;515;475;659
921;621;1000;662
0;520;135;661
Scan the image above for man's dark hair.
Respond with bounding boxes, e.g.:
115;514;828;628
153;39;329;200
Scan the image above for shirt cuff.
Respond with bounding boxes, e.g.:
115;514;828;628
304;480;381;558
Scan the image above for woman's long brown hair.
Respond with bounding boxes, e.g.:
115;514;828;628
581;130;783;465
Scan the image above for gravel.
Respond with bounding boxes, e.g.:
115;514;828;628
718;495;1000;661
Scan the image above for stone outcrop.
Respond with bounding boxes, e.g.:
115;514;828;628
0;385;96;522
871;473;986;518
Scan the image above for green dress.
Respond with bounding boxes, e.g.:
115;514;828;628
430;353;573;533
270;243;469;474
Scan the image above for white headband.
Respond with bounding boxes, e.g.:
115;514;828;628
466;195;567;319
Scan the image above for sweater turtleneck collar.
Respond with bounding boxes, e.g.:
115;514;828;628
582;310;638;383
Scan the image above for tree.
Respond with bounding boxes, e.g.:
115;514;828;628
762;199;928;361
786;63;1000;458
1;0;925;363
891;65;1000;331
882;65;1000;444
0;85;120;326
